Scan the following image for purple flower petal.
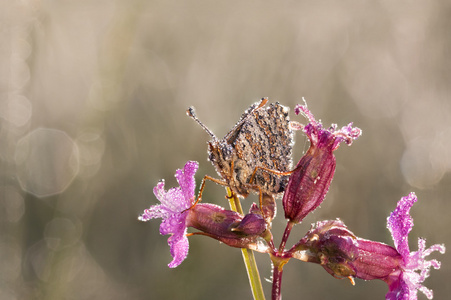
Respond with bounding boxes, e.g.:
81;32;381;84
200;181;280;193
139;161;199;268
294;103;362;151
175;160;198;205
385;193;446;300
167;222;189;268
387;192;416;258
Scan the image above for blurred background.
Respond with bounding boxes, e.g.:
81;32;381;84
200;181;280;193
1;0;450;299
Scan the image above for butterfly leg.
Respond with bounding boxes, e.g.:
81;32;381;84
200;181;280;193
191;175;228;208
240;181;275;221
249;166;295;187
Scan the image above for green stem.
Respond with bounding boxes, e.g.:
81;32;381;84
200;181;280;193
227;188;266;300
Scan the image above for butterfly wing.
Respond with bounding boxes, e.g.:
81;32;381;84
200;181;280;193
232;102;293;196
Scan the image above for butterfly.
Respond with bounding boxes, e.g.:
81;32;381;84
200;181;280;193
187;98;294;205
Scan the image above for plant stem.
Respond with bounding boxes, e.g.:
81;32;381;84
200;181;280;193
270;255;289;300
278;221;294;252
271;263;283;300
270;220;295;300
227;188;266;300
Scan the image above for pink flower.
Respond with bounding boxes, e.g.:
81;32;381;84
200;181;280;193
292;194;445;300
386;193;445;300
282;103;362;223
139;161;268;267
139;161;198;268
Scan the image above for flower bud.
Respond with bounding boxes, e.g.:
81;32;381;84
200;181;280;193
294;220;360;278
232;211;267;236
186;203;267;249
261;193;276;223
293;219;406;294
282;144;336;223
282;104;361;223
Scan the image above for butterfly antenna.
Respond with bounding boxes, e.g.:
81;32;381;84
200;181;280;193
187;107;217;140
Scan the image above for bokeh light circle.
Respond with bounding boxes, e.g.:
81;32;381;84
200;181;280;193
15;128;80;197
